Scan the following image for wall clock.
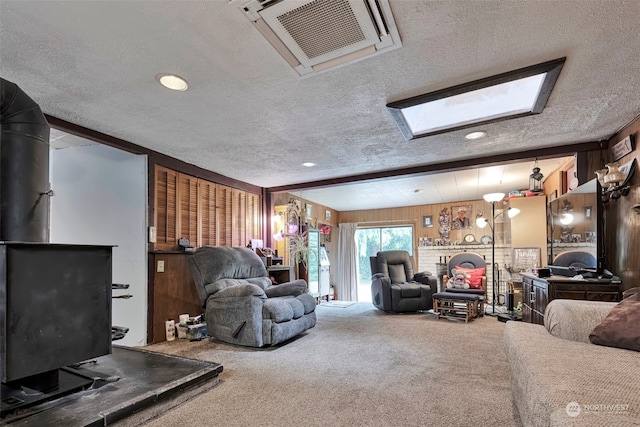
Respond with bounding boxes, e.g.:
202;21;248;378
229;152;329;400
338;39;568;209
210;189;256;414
463;233;477;244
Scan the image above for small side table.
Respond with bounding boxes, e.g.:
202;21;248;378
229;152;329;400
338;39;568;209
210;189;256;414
267;265;294;284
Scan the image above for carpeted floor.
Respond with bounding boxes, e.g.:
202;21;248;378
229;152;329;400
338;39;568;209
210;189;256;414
320;300;357;308
141;303;519;427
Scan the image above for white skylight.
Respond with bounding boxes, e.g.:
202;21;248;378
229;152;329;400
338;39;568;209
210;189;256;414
401;74;545;135
387;58;565;140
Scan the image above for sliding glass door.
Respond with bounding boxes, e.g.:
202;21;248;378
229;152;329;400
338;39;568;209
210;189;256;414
355;226;413;302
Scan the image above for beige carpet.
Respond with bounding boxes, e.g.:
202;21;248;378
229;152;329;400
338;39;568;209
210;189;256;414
321;300;357;308
141;303;519;427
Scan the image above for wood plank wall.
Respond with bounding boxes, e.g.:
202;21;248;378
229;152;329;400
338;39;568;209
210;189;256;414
339;198;514;247
271;193;340;288
605;116;639;291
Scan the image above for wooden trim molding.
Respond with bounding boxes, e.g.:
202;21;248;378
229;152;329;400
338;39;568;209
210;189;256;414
45;115;262;194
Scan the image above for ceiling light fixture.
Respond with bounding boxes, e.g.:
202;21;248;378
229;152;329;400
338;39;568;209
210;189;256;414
559;213;574;225
529;158;544;193
302;162;316;167
156;73;189;91
414;189;423;193
387;58;565;140
465;131;487;140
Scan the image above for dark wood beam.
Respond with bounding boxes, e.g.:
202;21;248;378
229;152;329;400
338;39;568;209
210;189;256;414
267;141;605;193
45;115;262;194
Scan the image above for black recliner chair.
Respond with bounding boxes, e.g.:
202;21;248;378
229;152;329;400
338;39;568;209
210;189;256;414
370;250;437;313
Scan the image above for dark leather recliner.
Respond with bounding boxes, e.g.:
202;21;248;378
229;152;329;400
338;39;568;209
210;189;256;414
370;250;437;313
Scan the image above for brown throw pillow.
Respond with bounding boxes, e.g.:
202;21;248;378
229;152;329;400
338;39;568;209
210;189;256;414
589;293;640;352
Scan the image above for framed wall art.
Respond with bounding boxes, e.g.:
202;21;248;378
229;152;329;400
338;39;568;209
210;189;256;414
451;204;472;229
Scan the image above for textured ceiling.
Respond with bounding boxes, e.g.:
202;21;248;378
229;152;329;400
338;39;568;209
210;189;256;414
1;1;639;210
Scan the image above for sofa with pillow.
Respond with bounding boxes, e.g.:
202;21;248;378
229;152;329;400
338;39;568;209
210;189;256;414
504;290;640;426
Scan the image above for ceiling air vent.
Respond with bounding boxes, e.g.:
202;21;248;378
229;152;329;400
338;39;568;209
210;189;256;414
238;0;402;77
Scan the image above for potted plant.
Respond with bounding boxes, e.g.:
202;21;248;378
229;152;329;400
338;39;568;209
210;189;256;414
288;230;309;279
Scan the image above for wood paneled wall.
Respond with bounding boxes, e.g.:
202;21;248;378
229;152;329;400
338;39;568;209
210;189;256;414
271;193;340;287
339;198;517;246
605;116;639;291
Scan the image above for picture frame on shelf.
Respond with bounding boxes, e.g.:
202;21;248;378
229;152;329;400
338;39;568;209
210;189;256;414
418;237;433;246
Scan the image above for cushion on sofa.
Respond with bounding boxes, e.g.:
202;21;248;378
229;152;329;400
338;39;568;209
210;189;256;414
504;321;640;427
589;292;640;352
262;298;295;322
544;299;617;343
264;279;307;297
205;278;266;297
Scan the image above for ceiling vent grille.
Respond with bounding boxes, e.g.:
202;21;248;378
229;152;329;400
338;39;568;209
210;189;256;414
238;0;402;77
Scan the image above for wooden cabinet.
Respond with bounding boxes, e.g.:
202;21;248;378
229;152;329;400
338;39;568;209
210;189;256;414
521;273;621;325
148;252;202;343
522;276;548;324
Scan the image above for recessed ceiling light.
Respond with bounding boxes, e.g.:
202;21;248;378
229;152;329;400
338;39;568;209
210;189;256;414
465;131;487;140
156;73;189;91
302;162;316;167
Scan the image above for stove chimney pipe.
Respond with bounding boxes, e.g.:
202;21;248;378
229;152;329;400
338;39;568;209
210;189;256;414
0;78;50;242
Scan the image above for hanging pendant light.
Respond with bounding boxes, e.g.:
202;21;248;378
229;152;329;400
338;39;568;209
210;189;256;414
529;159;544;193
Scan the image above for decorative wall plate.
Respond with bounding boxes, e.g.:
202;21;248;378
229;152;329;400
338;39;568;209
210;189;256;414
480;235;492;245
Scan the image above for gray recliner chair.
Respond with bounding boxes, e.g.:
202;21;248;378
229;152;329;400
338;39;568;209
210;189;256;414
189;246;316;347
370;250;437;313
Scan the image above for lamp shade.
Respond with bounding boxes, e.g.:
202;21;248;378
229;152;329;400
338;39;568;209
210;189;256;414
507;207;521;218
476;217;488;228
483;193;505;203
